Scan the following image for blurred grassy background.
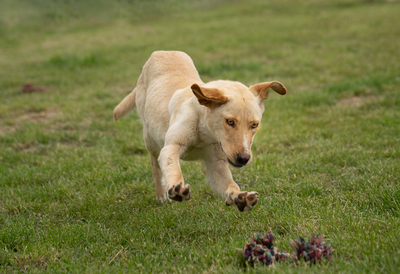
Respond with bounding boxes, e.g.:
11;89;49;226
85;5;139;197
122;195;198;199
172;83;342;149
1;0;400;273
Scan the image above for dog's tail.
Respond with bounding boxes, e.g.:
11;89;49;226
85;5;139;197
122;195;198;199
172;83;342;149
113;87;137;122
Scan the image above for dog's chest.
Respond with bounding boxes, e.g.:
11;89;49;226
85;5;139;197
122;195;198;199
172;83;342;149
180;146;206;161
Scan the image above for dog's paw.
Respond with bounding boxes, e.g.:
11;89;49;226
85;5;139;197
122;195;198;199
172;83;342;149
167;182;191;202
231;191;259;212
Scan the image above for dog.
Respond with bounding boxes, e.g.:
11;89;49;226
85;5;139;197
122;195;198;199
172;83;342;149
113;51;286;211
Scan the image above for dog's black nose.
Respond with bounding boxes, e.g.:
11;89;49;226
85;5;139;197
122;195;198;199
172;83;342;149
236;153;250;165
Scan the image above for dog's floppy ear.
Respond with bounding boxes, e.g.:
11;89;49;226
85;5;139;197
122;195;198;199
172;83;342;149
191;84;229;108
249;81;287;101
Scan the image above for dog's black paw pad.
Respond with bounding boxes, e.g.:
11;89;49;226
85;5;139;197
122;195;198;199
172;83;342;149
234;191;259;212
168;183;191;202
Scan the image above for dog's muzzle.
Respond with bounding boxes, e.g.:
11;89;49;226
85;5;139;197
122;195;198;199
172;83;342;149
236;152;250;165
227;158;245;168
220;142;250;168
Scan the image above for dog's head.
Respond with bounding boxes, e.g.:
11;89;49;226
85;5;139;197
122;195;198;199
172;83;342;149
191;80;286;168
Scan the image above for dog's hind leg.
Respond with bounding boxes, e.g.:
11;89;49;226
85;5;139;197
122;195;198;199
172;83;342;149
143;130;168;202
201;160;207;176
150;155;167;202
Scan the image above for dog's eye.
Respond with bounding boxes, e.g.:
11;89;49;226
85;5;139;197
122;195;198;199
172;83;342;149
226;119;235;127
251;123;259;129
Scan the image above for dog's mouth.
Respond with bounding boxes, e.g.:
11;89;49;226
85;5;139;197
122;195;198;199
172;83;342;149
219;142;245;168
227;158;245;168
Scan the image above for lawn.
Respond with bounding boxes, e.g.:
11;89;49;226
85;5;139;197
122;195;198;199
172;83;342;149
1;0;400;273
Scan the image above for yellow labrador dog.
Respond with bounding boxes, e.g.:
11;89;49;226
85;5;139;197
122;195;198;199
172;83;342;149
114;51;286;211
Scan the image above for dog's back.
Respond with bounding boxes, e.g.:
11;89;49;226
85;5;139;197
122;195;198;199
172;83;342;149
142;51;202;89
114;51;201;122
114;51;203;147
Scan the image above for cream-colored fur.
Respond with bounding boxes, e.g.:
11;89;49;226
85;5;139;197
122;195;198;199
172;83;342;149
114;51;286;211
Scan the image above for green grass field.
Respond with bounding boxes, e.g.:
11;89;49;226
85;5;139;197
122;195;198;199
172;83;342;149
1;0;400;272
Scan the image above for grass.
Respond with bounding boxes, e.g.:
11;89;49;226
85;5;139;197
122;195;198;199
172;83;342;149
1;0;400;272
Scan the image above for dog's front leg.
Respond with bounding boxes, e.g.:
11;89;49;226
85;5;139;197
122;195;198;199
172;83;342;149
204;157;259;212
158;144;191;202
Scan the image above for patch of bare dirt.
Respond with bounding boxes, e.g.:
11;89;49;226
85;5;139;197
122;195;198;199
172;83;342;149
339;96;363;107
19;109;62;123
0;125;16;135
0;109;63;135
338;95;379;107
